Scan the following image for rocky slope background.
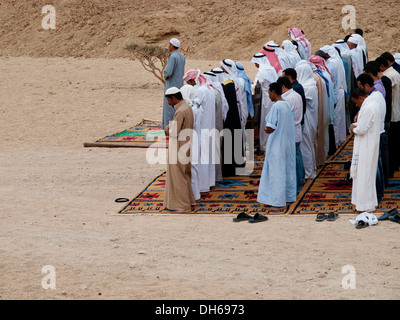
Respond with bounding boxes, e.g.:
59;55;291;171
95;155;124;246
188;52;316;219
0;0;398;61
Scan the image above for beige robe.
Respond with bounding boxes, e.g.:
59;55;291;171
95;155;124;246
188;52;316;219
164;100;195;211
313;71;329;168
213;87;223;183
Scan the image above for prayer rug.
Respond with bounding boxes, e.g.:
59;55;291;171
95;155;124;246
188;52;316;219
288;134;400;214
84;119;168;148
117;153;292;215
117;134;400;215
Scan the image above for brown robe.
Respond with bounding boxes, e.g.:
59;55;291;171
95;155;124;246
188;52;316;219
164;100;195;211
313;71;329;168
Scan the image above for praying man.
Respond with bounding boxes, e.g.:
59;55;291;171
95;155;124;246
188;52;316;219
163;87;195;213
162;38;186;129
257;82;296;211
350;88;381;214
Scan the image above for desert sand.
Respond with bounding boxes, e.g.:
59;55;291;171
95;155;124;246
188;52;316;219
1;1;400;301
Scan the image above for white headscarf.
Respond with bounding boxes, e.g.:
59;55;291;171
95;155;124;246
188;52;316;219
320;45;347;92
203;72;229;121
295;63;316;88
211;67;229;84
251;53;278;83
180;84;198;105
282;40;301;68
395;53;400;65
346;36;365;77
265;40;291;70
332;40;351;56
220;59;248;122
349;212;378;227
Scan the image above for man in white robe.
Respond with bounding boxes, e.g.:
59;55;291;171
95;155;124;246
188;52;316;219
347;35;365;78
296;63;319;179
180;85;203;201
282;40;301;69
220;59;248;155
376;56;400;177
184;69;216;193
350;88;381;213
251;53;278;152
278;76;305;194
265;41;291;72
257;82;296;211
320;45;348;148
288;27;312;60
204;71;228;183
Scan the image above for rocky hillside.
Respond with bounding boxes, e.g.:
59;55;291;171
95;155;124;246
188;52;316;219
0;0;398;61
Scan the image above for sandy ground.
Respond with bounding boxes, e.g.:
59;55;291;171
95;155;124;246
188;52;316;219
0;56;399;301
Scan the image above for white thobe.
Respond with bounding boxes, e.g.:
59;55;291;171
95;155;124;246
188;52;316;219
351;96;381;212
196;85;216;192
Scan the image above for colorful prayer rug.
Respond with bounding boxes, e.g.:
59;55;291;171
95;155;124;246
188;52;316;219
117;153;292;215
84;119;168;148
288;134;400;214
117;134;400;215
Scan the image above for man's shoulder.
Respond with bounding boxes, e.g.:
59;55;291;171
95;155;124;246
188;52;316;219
222;79;234;86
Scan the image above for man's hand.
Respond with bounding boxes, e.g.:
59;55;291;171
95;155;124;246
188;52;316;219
264;126;275;134
349;123;357;134
164;125;170;136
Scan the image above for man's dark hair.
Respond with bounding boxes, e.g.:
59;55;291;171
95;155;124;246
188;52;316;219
354;28;364;36
334;47;342;57
344;34;351;42
351;87;367;99
269;82;283;96
314;50;328;60
364;62;379;77
165;92;183;100
376;56;389;68
357;73;374;87
277;76;292;90
282;68;297;80
380;52;395;63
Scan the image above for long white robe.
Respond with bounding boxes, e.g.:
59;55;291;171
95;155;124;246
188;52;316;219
251;54;278;151
321;45;348;148
351;96;381;212
296;64;319;179
257;100;296;207
180;85;203;201
196;84;216;192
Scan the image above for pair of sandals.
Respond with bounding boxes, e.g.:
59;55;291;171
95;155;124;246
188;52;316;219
316;212;339;222
378;208;399;222
233;212;268;223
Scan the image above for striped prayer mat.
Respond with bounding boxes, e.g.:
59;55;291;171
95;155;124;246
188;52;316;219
84;119;168;148
288;134;400;214
117;153;293;215
117;134;400;215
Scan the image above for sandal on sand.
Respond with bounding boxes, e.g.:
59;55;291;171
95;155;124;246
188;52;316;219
378;208;398;221
389;214;400;224
115;198;130;203
355;220;369;229
233;212;253;222
316;213;327;222
248;213;268;223
327;212;339;221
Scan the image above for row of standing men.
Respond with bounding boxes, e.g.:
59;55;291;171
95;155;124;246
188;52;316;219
161;28;400;212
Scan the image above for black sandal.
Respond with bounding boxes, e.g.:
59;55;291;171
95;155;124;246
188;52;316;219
248;213;268;223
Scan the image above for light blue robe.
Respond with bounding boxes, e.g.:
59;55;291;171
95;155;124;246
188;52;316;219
257;100;296;207
162;50;185;129
236;62;254;118
321;69;335;125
